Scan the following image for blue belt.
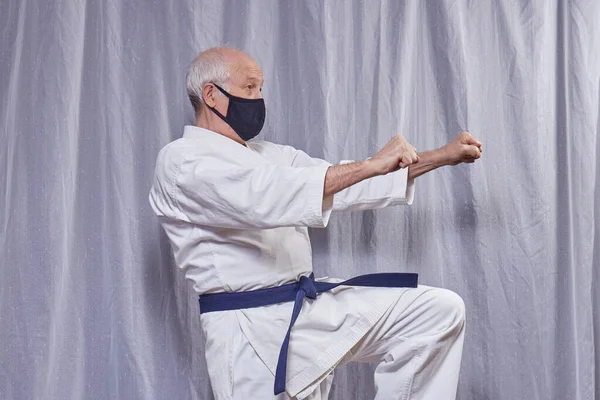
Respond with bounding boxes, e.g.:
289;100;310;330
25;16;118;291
199;272;418;395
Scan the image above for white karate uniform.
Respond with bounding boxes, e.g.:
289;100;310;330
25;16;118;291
149;125;465;399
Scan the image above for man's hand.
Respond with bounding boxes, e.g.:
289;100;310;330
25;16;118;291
442;131;482;165
369;134;419;175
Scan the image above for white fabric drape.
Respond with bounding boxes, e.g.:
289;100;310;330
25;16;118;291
1;1;598;399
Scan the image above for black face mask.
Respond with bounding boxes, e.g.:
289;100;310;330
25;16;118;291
208;83;266;141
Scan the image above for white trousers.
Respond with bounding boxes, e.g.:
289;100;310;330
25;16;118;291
224;285;466;400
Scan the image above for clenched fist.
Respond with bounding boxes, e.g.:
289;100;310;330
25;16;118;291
370;134;419;175
442;131;482;165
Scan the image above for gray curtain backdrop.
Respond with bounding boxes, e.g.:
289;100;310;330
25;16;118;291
1;1;599;399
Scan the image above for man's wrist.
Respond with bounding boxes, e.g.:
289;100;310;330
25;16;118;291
362;158;385;177
434;146;453;167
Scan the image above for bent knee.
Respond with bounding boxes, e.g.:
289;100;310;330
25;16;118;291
422;288;466;332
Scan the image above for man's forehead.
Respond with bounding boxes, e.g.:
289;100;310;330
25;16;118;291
231;59;264;83
246;74;264;83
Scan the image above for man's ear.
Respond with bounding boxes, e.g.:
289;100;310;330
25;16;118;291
202;83;217;108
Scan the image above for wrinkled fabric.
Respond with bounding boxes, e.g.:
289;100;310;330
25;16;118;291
1;1;599;400
213;285;466;400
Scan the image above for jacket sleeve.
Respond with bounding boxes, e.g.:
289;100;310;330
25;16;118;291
281;145;415;213
149;146;333;229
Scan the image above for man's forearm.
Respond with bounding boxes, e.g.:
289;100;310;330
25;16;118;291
408;149;448;180
323;147;450;199
323;160;380;198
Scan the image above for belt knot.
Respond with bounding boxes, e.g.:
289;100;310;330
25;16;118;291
298;274;317;299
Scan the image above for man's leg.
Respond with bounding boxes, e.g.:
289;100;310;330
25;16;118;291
342;286;466;400
229;322;334;400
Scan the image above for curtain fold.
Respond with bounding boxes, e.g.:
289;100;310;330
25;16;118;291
1;1;598;399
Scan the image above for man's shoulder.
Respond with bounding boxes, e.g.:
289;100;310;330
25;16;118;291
153;137;209;179
158;135;212;161
155;138;185;164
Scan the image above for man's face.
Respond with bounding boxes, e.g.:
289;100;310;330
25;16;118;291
201;50;264;141
211;55;264;122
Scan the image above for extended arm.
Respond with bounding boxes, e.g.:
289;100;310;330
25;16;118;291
150;131;482;230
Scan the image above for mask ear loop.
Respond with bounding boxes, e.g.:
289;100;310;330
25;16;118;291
206;82;230;121
212;82;231;98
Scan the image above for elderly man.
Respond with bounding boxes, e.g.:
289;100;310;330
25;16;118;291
150;47;482;400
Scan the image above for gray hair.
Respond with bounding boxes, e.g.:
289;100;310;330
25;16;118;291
186;49;231;113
